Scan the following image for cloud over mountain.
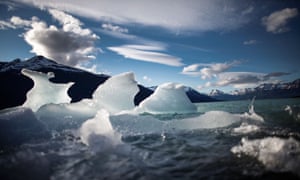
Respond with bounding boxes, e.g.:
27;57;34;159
0;8;100;66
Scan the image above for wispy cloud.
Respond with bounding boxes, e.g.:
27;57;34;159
204;71;290;89
102;23;128;33
182;61;241;79
14;0;253;32
0;9;100;66
262;8;298;34
243;39;258;45
108;44;183;67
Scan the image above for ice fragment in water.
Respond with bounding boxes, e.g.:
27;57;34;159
22;69;73;112
92;72;139;114
79;109;122;152
231;137;300;175
137;83;197;114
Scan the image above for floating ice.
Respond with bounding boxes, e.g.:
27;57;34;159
110;114;164;136
79;109;122;152
136;83;197;114
36;99;96;131
22;69;73;112
92;72;139;114
0;107;50;146
231;137;300;175
233;122;260;134
241;97;264;122
285;105;300;121
171;111;241;130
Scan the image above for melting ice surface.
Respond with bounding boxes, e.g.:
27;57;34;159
22;69;73;112
231;137;300;175
2;69;300;179
136;83;197;114
92;72;139;114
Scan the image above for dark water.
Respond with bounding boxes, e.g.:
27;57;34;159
1;98;300;180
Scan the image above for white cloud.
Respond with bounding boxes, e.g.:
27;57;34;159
215;72;265;87
182;61;241;79
108;44;183;67
143;76;152;82
75;64;98;74
243;39;258;45
1;9;100;66
102;23;128;33
262;8;298;34
207;71;290;89
0;20;16;29
15;0;252;32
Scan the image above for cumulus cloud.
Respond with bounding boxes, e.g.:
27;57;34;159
14;0;253;32
182;61;241;79
102;23;128;33
1;9;100;66
243;39;258;45
262;8;298;34
108;44;183;67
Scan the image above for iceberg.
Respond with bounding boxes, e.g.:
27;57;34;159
136;83;197;114
21;69;73;112
92;72;139;114
79;109;122;152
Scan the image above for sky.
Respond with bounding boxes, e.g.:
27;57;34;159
0;0;300;93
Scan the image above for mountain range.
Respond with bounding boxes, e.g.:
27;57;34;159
209;80;300;101
0;56;216;110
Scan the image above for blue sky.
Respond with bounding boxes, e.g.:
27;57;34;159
0;0;300;93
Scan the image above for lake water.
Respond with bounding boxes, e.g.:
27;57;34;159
1;98;300;179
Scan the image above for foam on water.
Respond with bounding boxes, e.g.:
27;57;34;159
241;97;264;122
22;69;73;112
92;72;139;114
231;137;300;175
79;109;122;152
233;122;260;134
285;105;300;121
136;83;197;114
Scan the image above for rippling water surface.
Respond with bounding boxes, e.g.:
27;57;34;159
1;98;300;179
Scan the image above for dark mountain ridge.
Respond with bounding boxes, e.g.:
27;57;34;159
0;56;215;110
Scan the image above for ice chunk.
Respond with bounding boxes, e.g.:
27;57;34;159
171;111;241;130
21;69;73;112
92;72;139;114
110;114;164;136
79;109;122;152
231;137;300;175
136;83;197;114
241;97;264;122
0;107;50;147
285;105;300;121
36;99;96;131
233;122;260;134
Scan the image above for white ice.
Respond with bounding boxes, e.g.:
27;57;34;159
136;83;197;114
22;69;73;112
231;137;300;175
36;99;96;130
92;72;139;114
233;122;260;134
79;109;122;152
